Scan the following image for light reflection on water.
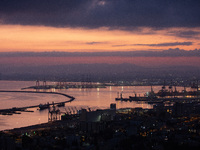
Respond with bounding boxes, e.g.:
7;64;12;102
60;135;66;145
0;80;186;131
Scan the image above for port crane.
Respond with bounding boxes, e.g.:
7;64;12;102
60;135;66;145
67;107;72;115
71;107;76;114
87;106;91;112
74;107;78;114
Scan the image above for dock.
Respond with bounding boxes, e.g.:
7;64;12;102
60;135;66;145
116;96;200;103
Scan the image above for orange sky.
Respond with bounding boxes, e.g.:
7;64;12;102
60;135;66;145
0;25;199;52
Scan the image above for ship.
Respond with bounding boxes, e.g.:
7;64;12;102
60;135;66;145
115;92;129;101
129;86;157;101
39;102;50;110
57;102;65;107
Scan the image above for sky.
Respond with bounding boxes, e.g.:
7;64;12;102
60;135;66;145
0;0;200;74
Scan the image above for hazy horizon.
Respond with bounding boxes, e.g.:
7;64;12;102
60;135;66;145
0;0;200;81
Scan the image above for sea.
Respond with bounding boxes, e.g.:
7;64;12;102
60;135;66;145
0;80;184;131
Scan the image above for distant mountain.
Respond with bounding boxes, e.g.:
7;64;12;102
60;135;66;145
0;63;200;81
0;49;200;81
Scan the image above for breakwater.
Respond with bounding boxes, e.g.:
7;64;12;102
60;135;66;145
0;90;75;113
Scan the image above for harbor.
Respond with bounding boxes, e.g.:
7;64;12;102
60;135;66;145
0;81;200;149
0;81;153;131
1;80;200;131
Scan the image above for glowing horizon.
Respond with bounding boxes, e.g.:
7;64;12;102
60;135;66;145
0;25;199;52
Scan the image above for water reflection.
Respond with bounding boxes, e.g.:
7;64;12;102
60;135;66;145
0;81;157;130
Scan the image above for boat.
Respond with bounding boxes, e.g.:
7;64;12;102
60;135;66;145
129;86;157;101
57;102;65;107
115;92;129;101
129;96;149;101
39;102;50;110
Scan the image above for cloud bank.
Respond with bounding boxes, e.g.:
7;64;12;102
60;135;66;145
0;48;199;57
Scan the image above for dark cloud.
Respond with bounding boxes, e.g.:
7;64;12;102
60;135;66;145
112;42;193;47
168;30;200;39
135;42;193;47
0;0;200;29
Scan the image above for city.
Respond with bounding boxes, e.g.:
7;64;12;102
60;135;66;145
0;80;200;149
1;97;200;149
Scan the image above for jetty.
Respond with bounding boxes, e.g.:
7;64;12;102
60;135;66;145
0;90;75;114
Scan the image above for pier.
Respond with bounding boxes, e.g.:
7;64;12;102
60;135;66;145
0;90;75;114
